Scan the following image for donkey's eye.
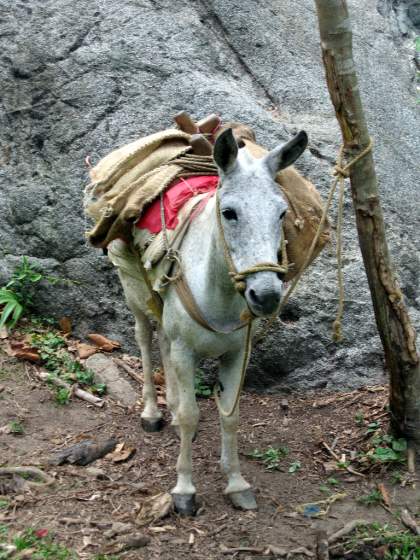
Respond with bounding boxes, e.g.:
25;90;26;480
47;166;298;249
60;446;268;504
280;210;287;220
222;208;238;221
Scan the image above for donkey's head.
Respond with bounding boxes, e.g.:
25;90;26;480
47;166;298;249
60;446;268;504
214;128;308;317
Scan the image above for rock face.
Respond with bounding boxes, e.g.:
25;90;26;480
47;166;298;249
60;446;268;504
0;0;418;391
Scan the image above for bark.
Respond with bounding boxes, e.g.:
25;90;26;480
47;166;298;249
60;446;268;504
314;0;420;450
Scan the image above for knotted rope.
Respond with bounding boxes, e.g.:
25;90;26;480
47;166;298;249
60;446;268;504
277;138;373;342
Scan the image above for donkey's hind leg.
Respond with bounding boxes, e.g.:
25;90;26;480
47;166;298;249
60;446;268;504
133;310;163;432
158;329;179;429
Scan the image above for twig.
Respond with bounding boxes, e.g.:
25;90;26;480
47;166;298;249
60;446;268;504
0;466;55;488
407;444;416;474
220;545;264;554
316;529;329;560
114;358;143;384
321;441;365;478
328;520;369;544
35;369;104;407
400;509;420;535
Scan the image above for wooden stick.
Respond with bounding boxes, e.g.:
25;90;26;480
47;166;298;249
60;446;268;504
114;358;143;384
35;369;104;407
316;529;329;560
314;0;420;456
328;520;369;544
321;441;365;477
0;466;55;488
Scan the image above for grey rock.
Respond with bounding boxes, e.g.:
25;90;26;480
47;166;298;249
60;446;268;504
0;0;418;392
85;353;138;406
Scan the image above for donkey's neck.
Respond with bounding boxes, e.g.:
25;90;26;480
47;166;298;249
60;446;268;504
181;196;246;330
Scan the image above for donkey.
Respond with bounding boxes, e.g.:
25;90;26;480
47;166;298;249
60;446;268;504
112;127;308;515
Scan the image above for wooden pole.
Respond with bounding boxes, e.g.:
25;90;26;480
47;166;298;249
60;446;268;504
314;0;420;453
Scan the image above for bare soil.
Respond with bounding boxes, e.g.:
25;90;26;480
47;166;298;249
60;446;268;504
0;350;419;559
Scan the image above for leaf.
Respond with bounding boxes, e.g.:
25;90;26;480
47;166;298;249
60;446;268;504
0;326;8;339
88;333;121;352
391;438;407;452
372;447;399;462
153;370;165;386
107;442;136;463
76;343;98;359
137;492;172;526
58;317;72;334
377;483;391;507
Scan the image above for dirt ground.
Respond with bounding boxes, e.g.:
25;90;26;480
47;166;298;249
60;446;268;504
0;348;419;559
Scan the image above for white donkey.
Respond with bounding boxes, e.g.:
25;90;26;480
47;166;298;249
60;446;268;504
113;128;308;515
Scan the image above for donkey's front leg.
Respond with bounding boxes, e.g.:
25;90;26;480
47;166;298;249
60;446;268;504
218;351;257;510
170;340;199;516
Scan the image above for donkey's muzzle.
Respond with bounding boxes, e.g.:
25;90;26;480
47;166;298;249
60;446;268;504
245;275;282;317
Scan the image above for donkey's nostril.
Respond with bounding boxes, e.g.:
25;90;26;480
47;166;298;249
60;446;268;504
248;288;260;304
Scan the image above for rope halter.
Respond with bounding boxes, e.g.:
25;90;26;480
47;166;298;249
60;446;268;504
215;189;289;296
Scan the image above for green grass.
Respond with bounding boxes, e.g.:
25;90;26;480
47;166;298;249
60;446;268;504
12;528;76;560
346;523;420;560
249;445;289;470
357;488;383;507
8;420;24;435
30;331;106;401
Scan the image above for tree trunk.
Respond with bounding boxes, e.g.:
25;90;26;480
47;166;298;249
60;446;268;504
314;0;420;451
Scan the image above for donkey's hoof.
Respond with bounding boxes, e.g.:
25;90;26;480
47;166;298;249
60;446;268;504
141;417;165;432
227;489;257;510
172;493;197;516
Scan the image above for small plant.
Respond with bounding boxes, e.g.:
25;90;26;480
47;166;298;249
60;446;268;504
194;369;212;398
357;489;382;506
30;331;106;401
366;421;381;434
250;445;289;470
288;460;301;473
13;528;76;559
9;420;24;435
369;435;407;465
327;477;339;486
354;410;364;426
0;257;58;330
55;388;70;406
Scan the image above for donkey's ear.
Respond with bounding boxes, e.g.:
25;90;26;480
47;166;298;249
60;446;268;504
264;130;308;176
213;128;238;174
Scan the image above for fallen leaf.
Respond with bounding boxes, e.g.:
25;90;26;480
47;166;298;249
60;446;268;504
153;370;165;386
5;340;40;362
0;425;12;435
35;529;49;538
0;326;8;339
58;317;72;334
88;334;121;352
107;442;136;463
377;483;391;508
76;343;98;359
137;492;172;526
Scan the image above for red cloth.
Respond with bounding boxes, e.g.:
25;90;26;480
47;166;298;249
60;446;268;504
135;175;218;233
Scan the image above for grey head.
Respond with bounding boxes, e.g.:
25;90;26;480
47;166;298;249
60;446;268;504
213;128;308;317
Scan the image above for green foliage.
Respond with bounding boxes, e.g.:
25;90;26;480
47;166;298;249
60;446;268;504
357;489;382;506
13;528;76;559
250;445;289;471
368;434;407;464
347;523;420;560
8;420;24;434
366;421;381;434
30;331;106;401
55;388;70;406
0;501;8;510
288;460;301;473
354;411;364;426
0;257;58;330
194;369;212;398
327;477;339;486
